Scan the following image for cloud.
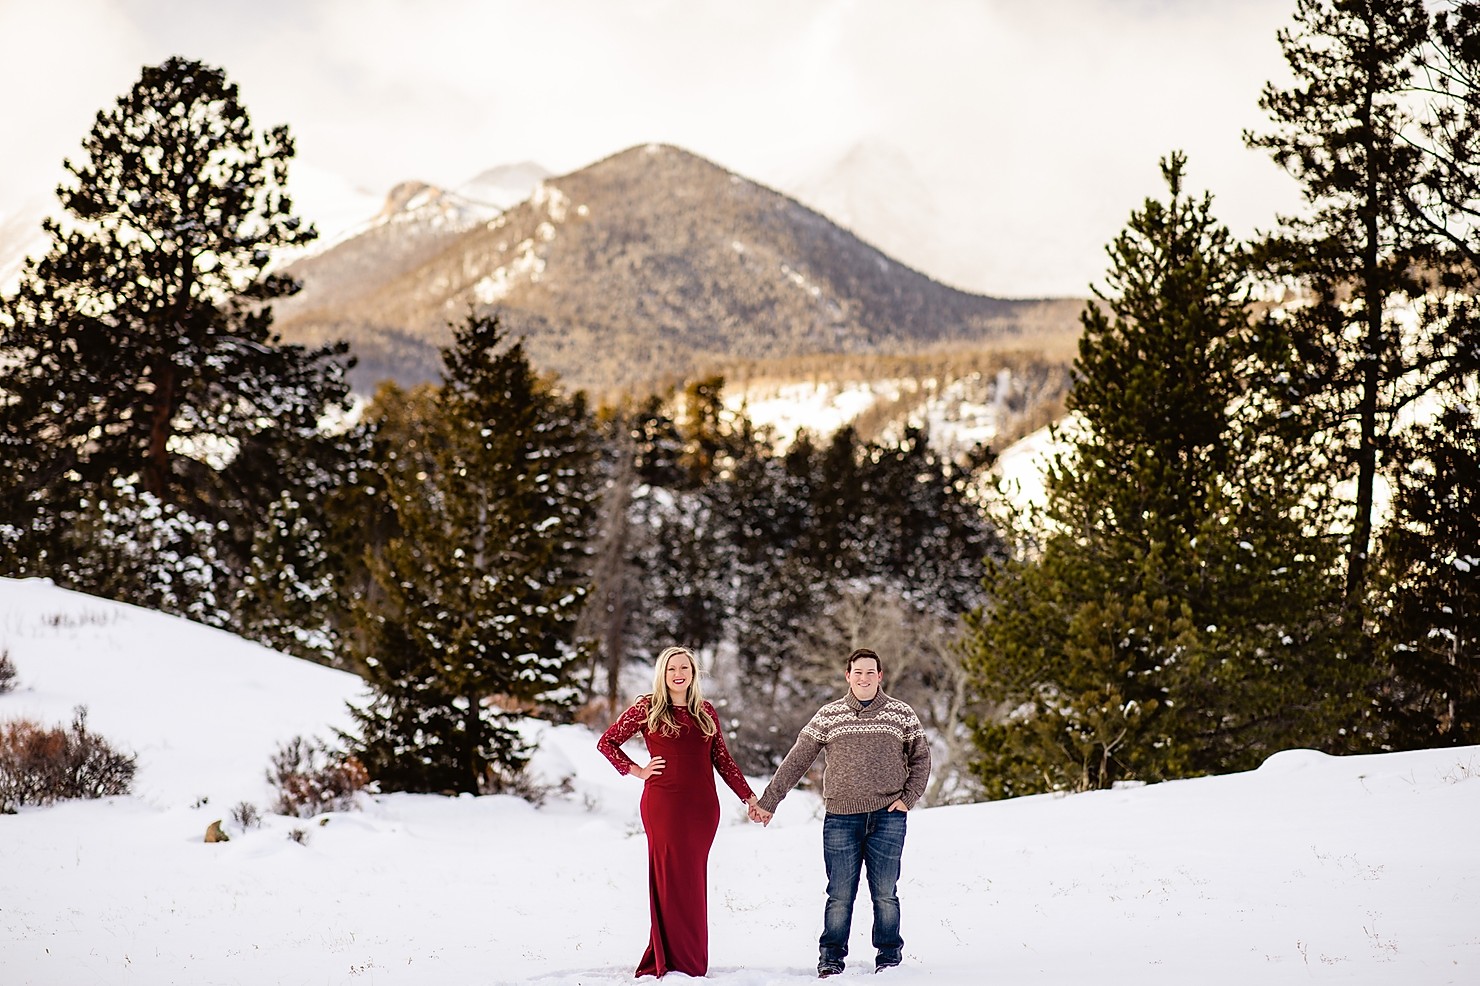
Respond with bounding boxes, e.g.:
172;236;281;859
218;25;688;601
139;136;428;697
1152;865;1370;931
1;0;1305;295
0;1;155;210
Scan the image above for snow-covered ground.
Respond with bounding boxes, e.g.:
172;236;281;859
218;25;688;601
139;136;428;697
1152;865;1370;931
725;371;1021;458
1;576;1476;985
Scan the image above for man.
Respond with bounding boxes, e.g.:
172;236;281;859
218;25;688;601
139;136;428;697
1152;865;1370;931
750;647;931;978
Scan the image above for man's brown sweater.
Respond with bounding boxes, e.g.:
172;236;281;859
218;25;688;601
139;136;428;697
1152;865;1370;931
757;689;931;815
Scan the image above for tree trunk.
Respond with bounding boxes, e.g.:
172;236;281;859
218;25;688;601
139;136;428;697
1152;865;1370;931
144;361;176;500
1347;68;1382;623
575;435;638;713
464;700;482;795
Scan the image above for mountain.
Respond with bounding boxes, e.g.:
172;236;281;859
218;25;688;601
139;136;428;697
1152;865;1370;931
0;163;389;296
788;139;966;293
270;169;535;321
270;144;1085;400
453;161;552;213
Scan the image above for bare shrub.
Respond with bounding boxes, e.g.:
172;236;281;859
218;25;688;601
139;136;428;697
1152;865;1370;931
0;649;15;694
268;736;369;818
287;827;309;845
232;800;262;829
0;706;137;813
493;766;573;808
573;696;618;730
41;609;118;630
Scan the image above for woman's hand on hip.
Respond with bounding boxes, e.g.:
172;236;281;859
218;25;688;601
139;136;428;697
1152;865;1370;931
632;757;666;780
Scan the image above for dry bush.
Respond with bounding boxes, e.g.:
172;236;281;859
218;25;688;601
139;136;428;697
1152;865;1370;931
0;649;16;694
232;800;262;829
573;695;619;729
484;692;540;715
268;736;370;818
0;706;137;813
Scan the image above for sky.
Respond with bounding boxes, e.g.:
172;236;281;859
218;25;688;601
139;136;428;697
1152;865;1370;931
2;574;1478;984
0;0;1306;297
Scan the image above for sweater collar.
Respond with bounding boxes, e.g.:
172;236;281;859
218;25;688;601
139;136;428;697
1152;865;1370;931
844;688;890;713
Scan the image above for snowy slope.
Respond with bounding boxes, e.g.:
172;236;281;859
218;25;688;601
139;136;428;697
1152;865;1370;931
0;577;1476;985
727;370;1047;459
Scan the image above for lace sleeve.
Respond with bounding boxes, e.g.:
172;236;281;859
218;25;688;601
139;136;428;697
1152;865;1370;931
597;697;649;775
706;702;755;802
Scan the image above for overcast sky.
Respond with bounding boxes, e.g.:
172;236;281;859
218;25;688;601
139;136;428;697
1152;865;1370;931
0;0;1304;297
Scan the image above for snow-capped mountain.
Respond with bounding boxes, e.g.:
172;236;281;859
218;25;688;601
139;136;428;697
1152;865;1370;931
271;143;1085;399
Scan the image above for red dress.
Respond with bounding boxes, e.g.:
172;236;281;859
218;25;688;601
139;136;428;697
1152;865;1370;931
598;696;754;978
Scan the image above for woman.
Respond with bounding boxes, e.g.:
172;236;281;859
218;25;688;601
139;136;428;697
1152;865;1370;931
597;646;760;978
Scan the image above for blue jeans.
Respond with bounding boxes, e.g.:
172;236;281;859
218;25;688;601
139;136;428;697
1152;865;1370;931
819;807;907;967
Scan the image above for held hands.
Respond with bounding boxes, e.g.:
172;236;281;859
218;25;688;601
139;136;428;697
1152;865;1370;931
743;798;903;824
631;757;665;780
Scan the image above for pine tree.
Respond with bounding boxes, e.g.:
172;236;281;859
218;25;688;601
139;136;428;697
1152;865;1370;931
637;486;731;653
58;477;232;625
1246;0;1480;619
801;425;866;576
345;314;598;795
677;375;743;486
964;155;1364;798
854;425;999;619
627;393;688;488
1378;399;1480;745
0;57;353;611
627;402;1001;771
233;489;340;666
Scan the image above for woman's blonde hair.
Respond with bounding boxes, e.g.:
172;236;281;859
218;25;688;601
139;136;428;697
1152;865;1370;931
646;646;717;737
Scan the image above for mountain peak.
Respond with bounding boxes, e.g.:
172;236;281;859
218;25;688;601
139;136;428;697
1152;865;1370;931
374;180;448;222
274;144;1083;399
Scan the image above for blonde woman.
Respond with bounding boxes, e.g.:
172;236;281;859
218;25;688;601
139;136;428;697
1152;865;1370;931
598;646;760;978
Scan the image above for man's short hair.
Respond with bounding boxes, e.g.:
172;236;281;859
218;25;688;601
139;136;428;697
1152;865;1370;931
846;648;882;674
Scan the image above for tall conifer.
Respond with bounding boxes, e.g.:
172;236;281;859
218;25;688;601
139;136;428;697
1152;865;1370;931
345;314;597;794
0;57;352;616
964;156;1363;798
1247;0;1480;619
1378;400;1480;745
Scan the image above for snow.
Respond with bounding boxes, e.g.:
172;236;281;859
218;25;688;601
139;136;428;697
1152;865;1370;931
723;374;1064;480
2;576;1477;985
728;381;889;449
989;418;1076;516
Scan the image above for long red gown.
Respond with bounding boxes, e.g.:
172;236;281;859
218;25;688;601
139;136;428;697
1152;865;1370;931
598;695;754;978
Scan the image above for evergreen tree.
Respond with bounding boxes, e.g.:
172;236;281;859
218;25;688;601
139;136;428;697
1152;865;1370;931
855;425;999;618
58;477;232;625
628;400;1001;771
677;375;743;485
964;155;1363;799
788;425;864;577
719;431;819;671
636;486;730;653
1378;398;1480;745
321;382;443;680
345;315;598;795
627;393;688;488
233;488;343;667
0;57;352;614
1247;0;1480;619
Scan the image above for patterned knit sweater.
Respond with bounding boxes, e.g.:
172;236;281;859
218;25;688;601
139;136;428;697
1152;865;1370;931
757;689;931;816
